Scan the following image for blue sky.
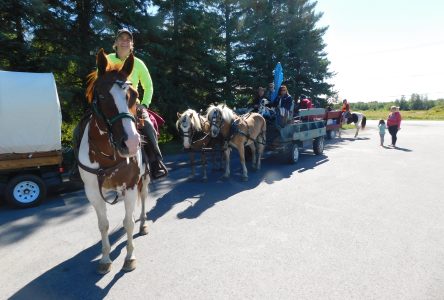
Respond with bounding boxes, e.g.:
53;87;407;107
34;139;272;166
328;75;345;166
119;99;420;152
315;0;444;102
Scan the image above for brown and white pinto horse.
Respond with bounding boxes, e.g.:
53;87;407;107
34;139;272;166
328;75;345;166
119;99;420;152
207;104;266;181
78;49;149;274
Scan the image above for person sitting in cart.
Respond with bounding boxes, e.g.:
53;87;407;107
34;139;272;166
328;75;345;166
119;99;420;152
252;86;266;111
299;95;313;109
274;85;294;126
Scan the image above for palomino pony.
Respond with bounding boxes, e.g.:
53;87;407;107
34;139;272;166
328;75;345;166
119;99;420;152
78;49;149;274
341;111;367;138
207;104;266;181
176;109;219;181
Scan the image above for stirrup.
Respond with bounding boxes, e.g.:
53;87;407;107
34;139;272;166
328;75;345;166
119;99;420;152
150;160;168;179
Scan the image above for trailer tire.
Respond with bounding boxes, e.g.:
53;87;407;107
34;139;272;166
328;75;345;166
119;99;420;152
5;174;46;208
313;136;324;155
326;130;337;139
288;144;299;164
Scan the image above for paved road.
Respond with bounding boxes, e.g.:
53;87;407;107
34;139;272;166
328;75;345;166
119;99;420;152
1;120;444;299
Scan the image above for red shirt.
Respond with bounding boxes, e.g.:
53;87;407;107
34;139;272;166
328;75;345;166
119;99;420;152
387;111;401;128
341;103;350;112
300;98;313;109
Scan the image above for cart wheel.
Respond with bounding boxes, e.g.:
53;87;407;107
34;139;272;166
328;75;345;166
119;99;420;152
288;144;299;164
326;130;337;139
5;174;46;208
313;136;324;155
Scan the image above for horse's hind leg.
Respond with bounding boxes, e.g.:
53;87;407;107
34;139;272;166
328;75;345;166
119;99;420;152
139;176;149;235
257;142;264;171
122;189;137;272
88;194;112;274
237;143;248;181
249;143;257;170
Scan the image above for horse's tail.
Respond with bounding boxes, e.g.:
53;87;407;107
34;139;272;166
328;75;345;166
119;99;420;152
361;116;367;129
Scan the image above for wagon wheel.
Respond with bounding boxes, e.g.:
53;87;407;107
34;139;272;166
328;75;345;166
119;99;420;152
287;143;299;164
326;130;337;139
313;136;324;155
5;174;46;208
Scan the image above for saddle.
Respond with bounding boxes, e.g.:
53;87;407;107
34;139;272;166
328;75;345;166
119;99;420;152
70;110;168;181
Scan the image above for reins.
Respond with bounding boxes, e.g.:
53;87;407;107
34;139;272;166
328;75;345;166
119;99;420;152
79;79;145;204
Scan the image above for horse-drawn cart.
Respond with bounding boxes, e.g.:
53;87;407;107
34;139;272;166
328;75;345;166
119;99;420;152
0;71;73;208
266;108;326;163
325;110;342;139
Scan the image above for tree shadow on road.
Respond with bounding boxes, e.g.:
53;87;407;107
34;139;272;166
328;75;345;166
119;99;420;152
9;227;143;300
0;189;89;246
147;151;329;221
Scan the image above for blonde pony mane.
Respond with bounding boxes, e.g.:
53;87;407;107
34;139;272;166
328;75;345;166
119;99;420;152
176;109;202;132
206;104;235;123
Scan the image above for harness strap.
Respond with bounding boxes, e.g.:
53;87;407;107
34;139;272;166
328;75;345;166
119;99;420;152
77;158;135;205
230;117;267;145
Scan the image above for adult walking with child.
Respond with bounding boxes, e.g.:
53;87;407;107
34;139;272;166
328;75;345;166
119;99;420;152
387;106;402;147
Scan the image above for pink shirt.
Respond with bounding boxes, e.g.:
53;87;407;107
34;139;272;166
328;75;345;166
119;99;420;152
387;112;401;128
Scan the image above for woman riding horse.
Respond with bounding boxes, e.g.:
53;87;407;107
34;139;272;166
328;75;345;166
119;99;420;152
79;49;150;274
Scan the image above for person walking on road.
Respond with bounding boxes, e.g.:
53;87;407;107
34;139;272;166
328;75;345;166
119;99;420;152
387;106;402;147
378;119;386;146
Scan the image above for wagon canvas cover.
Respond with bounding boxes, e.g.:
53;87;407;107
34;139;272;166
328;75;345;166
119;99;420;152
0;71;62;154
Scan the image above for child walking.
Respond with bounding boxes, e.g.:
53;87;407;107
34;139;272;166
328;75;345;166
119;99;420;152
378;119;386;146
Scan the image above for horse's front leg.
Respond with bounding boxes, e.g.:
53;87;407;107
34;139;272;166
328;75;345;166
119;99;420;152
355;125;360;138
139;175;149;235
122;189;138;272
188;152;195;180
87;190;112;275
237;143;248;181
201;151;208;182
222;147;231;179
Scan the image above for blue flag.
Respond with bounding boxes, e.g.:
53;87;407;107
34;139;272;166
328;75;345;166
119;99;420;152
271;62;283;102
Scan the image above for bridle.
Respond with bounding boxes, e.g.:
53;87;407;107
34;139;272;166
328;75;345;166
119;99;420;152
79;78;141;204
210;109;224;136
92;79;137;149
179;113;208;146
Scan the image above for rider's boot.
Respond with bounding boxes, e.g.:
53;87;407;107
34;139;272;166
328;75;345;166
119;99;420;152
142;119;168;180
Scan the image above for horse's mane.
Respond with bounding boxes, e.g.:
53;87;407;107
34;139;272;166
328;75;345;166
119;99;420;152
176;109;202;132
85;61;122;103
207;104;235;123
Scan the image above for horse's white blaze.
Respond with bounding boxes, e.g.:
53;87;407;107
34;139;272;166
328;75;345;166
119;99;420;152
110;84;140;156
181;117;191;148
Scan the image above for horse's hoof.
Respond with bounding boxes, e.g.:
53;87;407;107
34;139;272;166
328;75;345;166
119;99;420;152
122;259;136;272
139;224;149;235
241;176;248;182
97;262;112;275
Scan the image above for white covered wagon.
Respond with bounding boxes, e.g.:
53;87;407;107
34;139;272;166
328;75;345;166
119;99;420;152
0;71;68;207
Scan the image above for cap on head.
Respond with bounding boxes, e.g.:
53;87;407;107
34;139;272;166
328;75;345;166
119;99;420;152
116;28;133;41
300;94;307;99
